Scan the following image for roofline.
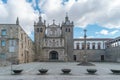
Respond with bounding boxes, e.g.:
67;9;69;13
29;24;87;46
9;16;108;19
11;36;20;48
74;38;113;40
0;24;17;25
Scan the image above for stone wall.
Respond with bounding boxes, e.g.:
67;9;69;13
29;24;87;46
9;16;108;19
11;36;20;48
73;50;105;62
0;24;35;65
105;46;120;62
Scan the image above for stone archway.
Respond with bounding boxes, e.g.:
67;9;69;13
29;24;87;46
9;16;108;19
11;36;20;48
49;51;58;60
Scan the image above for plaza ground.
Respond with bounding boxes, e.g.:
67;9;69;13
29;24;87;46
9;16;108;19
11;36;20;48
0;62;120;80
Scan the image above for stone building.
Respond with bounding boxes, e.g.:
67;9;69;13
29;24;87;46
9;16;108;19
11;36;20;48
73;38;112;61
0;18;34;65
105;37;120;62
34;14;74;61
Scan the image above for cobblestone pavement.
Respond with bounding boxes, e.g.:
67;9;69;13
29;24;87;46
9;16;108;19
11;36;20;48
0;62;120;80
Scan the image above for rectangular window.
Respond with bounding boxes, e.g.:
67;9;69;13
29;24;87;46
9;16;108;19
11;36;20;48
21;34;23;40
9;40;16;46
1;29;7;36
9;40;16;52
0;53;6;59
1;40;6;46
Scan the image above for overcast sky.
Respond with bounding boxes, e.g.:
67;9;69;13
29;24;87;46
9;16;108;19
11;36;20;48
0;0;120;40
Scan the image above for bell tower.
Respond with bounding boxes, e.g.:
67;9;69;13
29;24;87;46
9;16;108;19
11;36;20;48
34;14;46;61
61;13;74;61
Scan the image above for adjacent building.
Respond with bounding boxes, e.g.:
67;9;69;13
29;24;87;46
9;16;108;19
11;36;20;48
105;37;120;62
73;38;112;61
0;18;34;66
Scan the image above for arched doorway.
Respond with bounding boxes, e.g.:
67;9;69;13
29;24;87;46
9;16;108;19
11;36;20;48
49;51;58;60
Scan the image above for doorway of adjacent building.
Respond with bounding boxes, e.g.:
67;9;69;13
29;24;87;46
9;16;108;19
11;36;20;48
101;55;104;61
49;51;58;60
73;55;76;61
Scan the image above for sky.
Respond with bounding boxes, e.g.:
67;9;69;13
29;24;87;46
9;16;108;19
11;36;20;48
0;0;120;41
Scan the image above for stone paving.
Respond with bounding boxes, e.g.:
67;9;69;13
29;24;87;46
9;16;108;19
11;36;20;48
0;62;120;80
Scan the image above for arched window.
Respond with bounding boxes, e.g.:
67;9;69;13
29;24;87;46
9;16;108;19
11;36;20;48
1;29;7;36
92;43;95;49
65;28;67;32
40;28;43;32
98;43;101;49
76;43;79;49
37;28;39;32
68;28;70;32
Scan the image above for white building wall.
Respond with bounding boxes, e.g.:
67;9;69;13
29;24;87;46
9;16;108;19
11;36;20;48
74;40;108;50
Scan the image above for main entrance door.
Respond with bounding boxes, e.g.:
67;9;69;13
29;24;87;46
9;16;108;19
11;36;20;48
49;51;58;60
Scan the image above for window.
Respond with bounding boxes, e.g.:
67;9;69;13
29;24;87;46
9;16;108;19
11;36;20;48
68;28;70;32
9;40;16;46
98;43;101;49
9;40;16;52
37;28;39;32
21;34;23;40
76;43;79;49
21;43;23;48
1;29;7;36
25;37;26;43
1;40;6;46
65;28;67;32
0;53;6;59
40;28;43;32
92;43;95;49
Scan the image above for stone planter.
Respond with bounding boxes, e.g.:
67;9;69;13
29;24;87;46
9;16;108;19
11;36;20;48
111;69;120;74
87;69;97;74
12;69;23;74
61;69;71;74
38;69;48;74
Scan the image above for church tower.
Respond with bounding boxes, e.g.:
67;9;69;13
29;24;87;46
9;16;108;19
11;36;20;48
61;13;74;61
34;15;46;61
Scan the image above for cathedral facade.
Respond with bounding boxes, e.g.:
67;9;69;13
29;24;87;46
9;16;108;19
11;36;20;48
34;15;74;61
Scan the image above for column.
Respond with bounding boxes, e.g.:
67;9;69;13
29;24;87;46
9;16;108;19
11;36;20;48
80;43;82;49
90;42;92;49
101;41;104;49
95;42;98;49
